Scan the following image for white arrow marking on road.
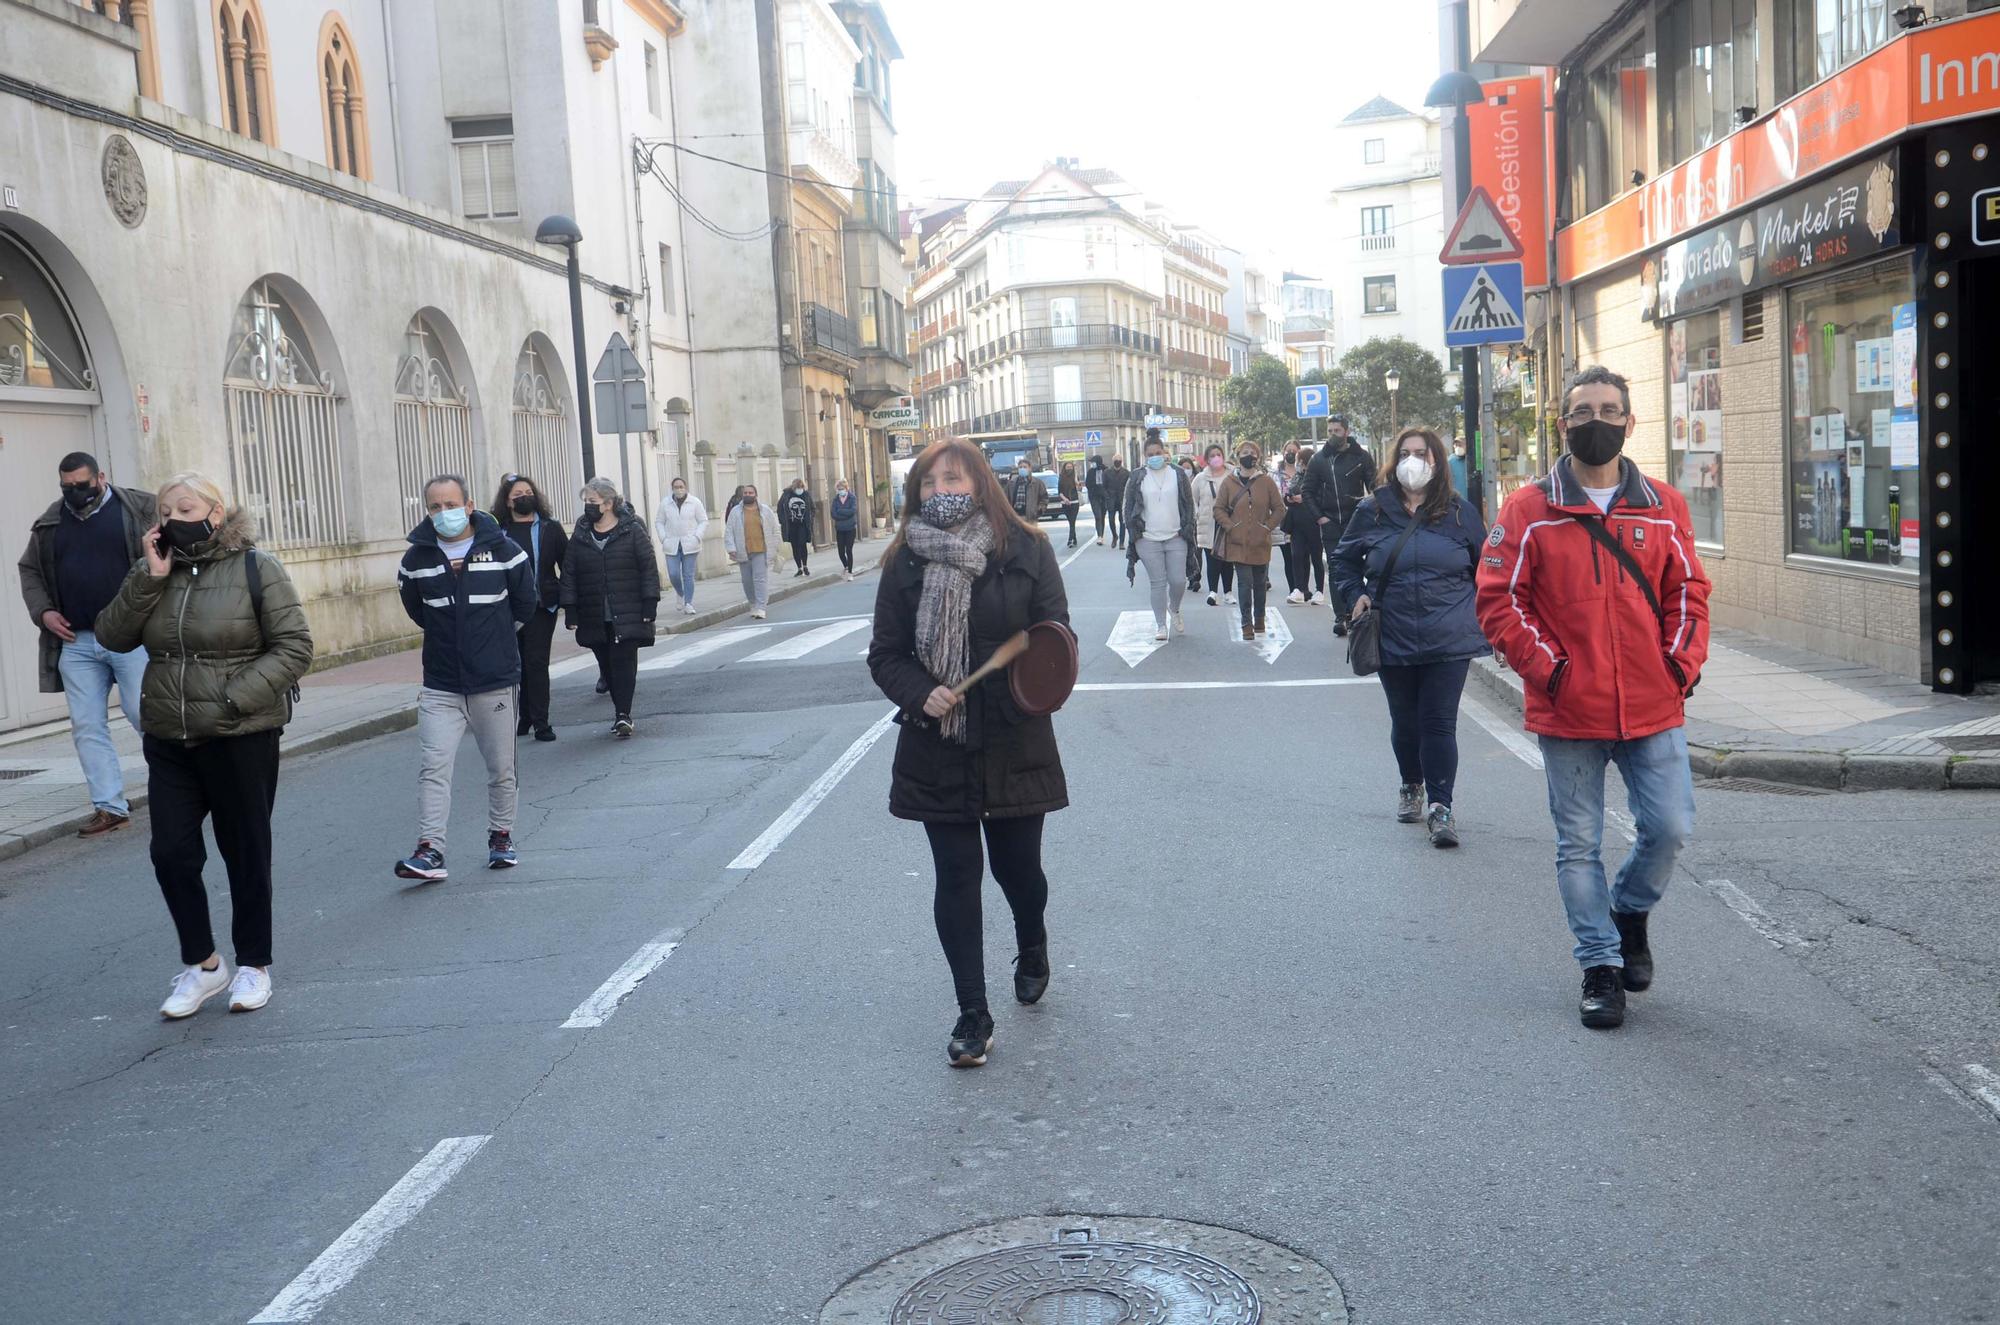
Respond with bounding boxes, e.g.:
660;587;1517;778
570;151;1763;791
1108;611;1167;668
739;617;870;662
636;626;769;672
1225;606;1292;664
250;1135;491;1323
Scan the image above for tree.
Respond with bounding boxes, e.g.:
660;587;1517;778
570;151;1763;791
1326;337;1452;447
1221;353;1299;450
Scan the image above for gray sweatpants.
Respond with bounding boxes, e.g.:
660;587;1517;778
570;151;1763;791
416;686;516;853
738;552;770;609
1136;534;1189;628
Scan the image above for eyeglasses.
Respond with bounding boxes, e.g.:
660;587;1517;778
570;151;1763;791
1564;405;1628;424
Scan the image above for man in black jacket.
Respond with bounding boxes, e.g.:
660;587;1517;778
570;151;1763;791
1101;454;1132;549
1299;417;1377;635
393;475;536;882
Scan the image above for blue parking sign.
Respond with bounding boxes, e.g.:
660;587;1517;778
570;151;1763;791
1295;384;1330;419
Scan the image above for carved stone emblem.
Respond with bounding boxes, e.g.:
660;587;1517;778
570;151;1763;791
102;134;147;229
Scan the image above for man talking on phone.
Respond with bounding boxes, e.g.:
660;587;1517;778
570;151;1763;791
17;452;158;837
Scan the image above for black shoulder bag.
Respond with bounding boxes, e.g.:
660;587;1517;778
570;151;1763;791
1567;515;1696;693
1346;513;1422;677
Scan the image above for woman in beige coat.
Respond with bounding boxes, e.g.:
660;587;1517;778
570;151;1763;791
1211;442;1287;640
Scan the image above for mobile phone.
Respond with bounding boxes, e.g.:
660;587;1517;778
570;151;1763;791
151;528;168;559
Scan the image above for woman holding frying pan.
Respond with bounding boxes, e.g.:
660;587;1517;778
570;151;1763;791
868;438;1072;1069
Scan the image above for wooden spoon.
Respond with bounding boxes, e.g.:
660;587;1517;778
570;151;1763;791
949;630;1031;698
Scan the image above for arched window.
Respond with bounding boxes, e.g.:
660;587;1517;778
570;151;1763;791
511;339;578;512
318;14;370;180
224;279;346;548
214;0;277;146
0;232;94;394
86;2;161;100
393;312;476;531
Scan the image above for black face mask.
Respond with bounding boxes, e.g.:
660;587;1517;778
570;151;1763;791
161;518;213;552
1566;419;1626;468
62;483;97;511
582;503;602;524
510;495;538;516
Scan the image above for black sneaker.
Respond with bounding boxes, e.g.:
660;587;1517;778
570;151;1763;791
1613;909;1654;991
534;725;557;742
1333;618;1349;638
395;842;447;881
1426;803;1459;848
1396;783;1424;824
613;716;634;740
487;831;517;870
516;714;532;737
948;1008;994;1068
594;677;609;695
1013;943;1050;1005
1579;964;1626;1029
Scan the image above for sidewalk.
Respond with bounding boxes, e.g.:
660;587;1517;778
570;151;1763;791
1466;626;2000;792
0;536;892;861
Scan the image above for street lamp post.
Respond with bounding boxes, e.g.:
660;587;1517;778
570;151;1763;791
535;214;597;480
1385;366;1402;449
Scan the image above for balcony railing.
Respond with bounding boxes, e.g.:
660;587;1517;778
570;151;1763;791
1360;233;1397;252
1171;241;1227;278
804;303;859;361
964;324;1163;366
968;400;1159;434
1167;348;1230;376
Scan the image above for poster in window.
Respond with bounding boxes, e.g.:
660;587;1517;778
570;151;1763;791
1892;303;1917;409
1854;337;1894;393
1685;369;1723;453
1890;408;1919;468
1791;322;1813;420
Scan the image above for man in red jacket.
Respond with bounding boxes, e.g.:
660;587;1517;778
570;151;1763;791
1476;366;1711;1030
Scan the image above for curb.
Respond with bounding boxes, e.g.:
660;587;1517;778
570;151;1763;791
0;548;887;866
1465;657;1996;794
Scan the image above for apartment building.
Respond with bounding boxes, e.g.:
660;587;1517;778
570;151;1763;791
1325;95;1448;369
1282;273;1339;375
1222;250;1290;375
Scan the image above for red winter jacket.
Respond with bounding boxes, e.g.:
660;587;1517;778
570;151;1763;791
1475;457;1711;742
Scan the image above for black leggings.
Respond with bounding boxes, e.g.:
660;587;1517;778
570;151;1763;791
590;641;640;718
1377;658;1472;807
1063;504;1079;543
1203;549;1234;593
924;815;1050;1011
1091;499;1107;539
837;528;855;572
788;532;810;572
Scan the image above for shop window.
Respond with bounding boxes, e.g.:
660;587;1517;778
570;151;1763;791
1785;258;1919;570
1666;311;1725;546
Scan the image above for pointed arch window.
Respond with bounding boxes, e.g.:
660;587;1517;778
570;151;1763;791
318;14;371;180
87;2;161;100
214;0;277;146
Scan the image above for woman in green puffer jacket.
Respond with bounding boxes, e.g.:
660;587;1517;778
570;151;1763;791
95;471;314;1021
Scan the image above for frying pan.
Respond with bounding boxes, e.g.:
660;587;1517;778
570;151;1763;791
947;620;1080;716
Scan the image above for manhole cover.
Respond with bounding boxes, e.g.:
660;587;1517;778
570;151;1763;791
891;1231;1259;1323
823;1215;1346;1325
1701;776;1831;796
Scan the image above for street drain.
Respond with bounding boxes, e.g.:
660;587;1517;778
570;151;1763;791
822;1214;1347;1324
0;769;45;781
1701;776;1832;796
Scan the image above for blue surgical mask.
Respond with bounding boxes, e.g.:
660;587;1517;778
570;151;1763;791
1145;454;1167;471
431;507;470;538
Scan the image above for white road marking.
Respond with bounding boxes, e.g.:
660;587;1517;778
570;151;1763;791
728;707;897;870
1224;606;1293;663
548;651;602;680
1073;678;1375;691
1962;1063;2000;1122
249;1136;491;1323
739;617;870;662
1058;534;1099;570
1107;611;1168;668
1460;695;1544;769
1699;878;1802;948
637;627;769;672
560;931;683;1029
724;613;867;631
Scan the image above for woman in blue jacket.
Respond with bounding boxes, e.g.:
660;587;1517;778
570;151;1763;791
1331;427;1490;849
831;477;861;581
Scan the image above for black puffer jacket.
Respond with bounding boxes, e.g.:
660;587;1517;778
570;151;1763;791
561;507;661;647
1300;440;1378;535
868;527;1070;824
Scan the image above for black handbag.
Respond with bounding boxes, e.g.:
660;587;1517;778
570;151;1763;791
1346;514;1422;677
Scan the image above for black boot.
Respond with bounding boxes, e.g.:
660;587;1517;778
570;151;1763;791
1579;964;1627;1029
948;1007;995;1068
1613;909;1653;991
1013;942;1050;1005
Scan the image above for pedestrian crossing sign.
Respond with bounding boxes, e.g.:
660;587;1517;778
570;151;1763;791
1442;261;1526;348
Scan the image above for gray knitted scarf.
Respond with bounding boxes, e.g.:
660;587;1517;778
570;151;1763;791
903;510;995;743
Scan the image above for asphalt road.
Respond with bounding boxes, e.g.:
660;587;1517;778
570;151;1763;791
2;530;1996;1324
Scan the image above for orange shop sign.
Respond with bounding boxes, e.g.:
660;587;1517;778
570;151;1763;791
1558;9;2000;284
1467;74;1552;287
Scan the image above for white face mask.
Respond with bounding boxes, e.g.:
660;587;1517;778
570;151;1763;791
1396;454;1434;491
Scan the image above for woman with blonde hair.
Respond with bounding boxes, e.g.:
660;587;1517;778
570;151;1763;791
95;471;314;1018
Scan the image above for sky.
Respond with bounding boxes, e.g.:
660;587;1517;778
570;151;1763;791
888;0;1444;276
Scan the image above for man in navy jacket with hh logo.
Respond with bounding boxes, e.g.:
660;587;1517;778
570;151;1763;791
393;474;536;882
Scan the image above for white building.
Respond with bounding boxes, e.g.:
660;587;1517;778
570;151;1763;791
1222;248;1288;375
1324;95;1449;369
1282;273;1339;375
0;0;803;734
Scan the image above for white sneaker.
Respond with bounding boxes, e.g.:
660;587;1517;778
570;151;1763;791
161;961;230;1019
1225;593;1236;605
1309;591;1324;606
228;965;272;1013
751;608;768;620
1173;611;1185;635
1154;625;1168;641
1286;590;1305;605
1205;592;1218;606
683;602;697;615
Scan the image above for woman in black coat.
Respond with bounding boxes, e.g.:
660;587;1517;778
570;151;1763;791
492;473;568;742
779;478;814;577
867;438;1070;1070
560;476;661;739
1330;427;1491;849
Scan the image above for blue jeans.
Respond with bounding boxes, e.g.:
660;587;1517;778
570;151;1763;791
1538;727;1695;969
666;548;697;605
60;629;150;816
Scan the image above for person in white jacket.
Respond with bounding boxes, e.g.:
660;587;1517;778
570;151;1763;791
722;484;783;619
652;477;709;616
1190;444;1235;607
